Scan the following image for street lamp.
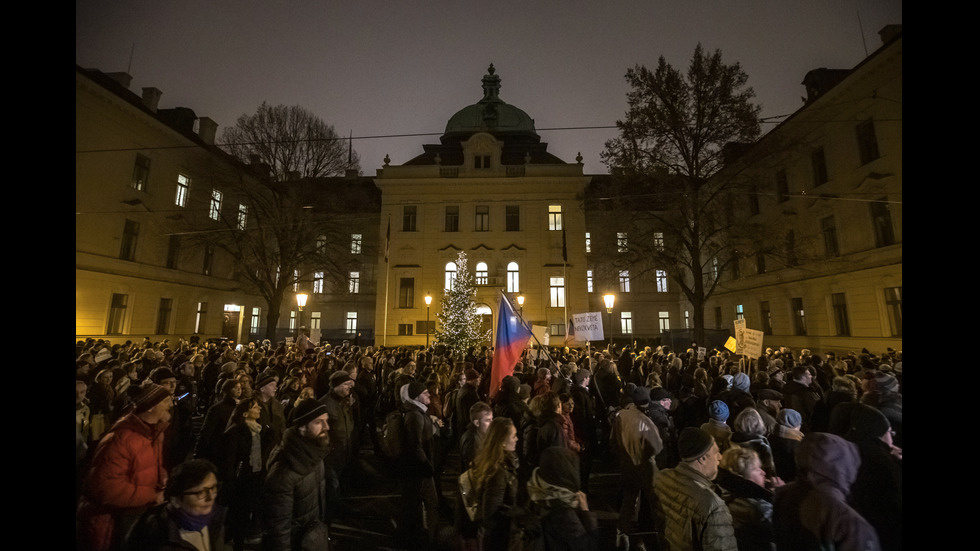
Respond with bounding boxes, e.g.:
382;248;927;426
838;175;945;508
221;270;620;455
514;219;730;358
296;292;309;344
603;293;615;349
424;293;432;348
516;294;525;319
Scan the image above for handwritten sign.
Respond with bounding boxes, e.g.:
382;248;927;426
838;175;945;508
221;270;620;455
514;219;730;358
569;312;605;342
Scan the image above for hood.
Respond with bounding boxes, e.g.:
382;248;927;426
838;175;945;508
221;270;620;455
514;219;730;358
797;433;861;497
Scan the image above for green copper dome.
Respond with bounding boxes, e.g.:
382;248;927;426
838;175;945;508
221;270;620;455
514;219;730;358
443;64;539;140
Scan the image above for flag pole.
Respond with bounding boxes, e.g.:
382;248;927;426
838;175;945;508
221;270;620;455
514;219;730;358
383;214;391;347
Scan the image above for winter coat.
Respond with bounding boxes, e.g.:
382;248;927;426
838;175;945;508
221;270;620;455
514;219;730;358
478;454;519;551
715;468;775;551
320;390;358;475
77;413;169;551
731;432;778;479
195;396;237;464
401;400;436;479
653;460;739;551
610;403;663;482
773;433;880;551
780;380;822;432
846;435;902;551
123;502;231;551
261;426;331;551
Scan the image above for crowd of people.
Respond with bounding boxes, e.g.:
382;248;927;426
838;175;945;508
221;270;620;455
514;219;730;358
76;334;902;551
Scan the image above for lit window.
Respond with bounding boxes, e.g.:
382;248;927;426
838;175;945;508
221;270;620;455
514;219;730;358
653;232;664;251
194;302;208;334
619;270;631;293
735;304;744;321
445;262;458;291
585;232;591;253
621;312;633;335
550;277;565;307
131;154;150;191
351;234;362;254
659;311;670;332
507;262;520;292
349;271;360;294
175;174;190;207
310;311;321;330
656;270;668;293
403;206;417;232
884;287;902;336
549;205;563;231
617;232;628;253
346;311;357;334
293;270;299;291
107;293;129;334
250;307;261;335
712;257;720;281
475;262;488;285
398;323;414;336
316;235;327;254
550;323;566;336
209;189;222;220
237;204;248;230
475;206;490;231
586;269;593;293
313;272;324;294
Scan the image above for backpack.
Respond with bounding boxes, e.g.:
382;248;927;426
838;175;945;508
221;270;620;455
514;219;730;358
380;409;406;461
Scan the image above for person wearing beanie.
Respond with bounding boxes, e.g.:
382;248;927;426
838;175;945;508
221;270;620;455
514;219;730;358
701;400;734;454
844;404;902;551
319;369;358;525
397;380;439;548
78;383;174;551
644;387;678;469
653;427;738;551
859;371;903;449
720;371;757;428
526;446;600;551
770;409;804;482
610;385;663;549
773;433;880;551
253;370;286;451
569;365;598;492
261;397;332;551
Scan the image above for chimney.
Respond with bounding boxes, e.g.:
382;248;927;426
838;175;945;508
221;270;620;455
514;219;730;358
878;24;902;45
105;72;133;88
142;87;162;112
198;117;218;145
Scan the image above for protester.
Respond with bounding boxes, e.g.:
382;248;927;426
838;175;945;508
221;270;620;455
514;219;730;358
527;446;600;551
715;446;775;551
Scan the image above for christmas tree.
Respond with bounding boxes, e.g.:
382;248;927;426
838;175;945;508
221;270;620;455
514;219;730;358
434;251;490;356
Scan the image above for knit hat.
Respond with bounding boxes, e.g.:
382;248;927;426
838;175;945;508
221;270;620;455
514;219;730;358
133;383;171;414
677;427;715;462
649;387;671;402
732;372;751;392
632;385;651;406
756;388;783;401
537;446;581;492
847;403;890;440
464;367;481;381
573;368;592;384
149;366;176;383
871;372;900;394
255;373;278;391
290;398;328;427
708;400;729;422
721;374;734;388
777;408;802;429
329;370;352;387
407;381;427;400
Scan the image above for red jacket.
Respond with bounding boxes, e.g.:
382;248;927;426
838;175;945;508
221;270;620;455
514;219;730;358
77;413;169;551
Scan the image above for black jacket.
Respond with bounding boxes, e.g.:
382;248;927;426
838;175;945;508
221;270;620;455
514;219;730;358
124;502;230;551
261;427;330;551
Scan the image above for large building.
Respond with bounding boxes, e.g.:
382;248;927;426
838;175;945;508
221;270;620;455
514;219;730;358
702;25;902;354
78;26;901;356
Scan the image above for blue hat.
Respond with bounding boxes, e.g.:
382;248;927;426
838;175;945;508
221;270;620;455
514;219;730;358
708;400;729;422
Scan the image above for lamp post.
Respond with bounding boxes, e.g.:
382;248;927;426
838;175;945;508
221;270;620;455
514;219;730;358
424;293;432;348
516;294;525;320
603;293;615;349
296;292;309;343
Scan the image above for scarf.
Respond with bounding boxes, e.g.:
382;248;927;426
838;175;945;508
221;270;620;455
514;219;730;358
170;503;216;532
275;426;330;474
526;468;579;509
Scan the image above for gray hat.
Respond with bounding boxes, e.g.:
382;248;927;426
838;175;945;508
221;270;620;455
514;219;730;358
290;398;328;427
777;408;802;428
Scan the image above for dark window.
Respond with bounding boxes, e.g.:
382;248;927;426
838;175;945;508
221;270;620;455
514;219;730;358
445;206;459;232
505;205;520;231
749;184;760;215
856;119;880;165
120;219;139;261
475;206;489;231
821;216;840;257
156;298;173;335
403;206;417;232
884;287;902;336
785;230;798;267
166;235;181;269
756;252;766;274
792;297;807;336
870;198;895;247
398;324;413;336
714;306;723;330
811;147;829;186
760;301;773;335
399;277;415;308
831;293;850;336
131;154;150;191
775;169;789;203
107;293;128;334
475;155;491;169
203;245;214;276
416;320;435;335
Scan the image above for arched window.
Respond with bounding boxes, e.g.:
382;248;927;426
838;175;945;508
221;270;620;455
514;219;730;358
507;262;519;292
475;262;488;285
445;261;458;291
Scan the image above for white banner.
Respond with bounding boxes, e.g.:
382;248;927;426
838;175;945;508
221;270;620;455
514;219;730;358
569;311;605;342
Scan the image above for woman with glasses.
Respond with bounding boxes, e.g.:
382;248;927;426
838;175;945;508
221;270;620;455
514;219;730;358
123;458;230;550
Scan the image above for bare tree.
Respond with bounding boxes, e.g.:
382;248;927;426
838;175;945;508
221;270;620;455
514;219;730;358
600;44;762;345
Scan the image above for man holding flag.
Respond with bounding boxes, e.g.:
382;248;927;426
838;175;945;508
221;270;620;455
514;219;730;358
489;293;533;400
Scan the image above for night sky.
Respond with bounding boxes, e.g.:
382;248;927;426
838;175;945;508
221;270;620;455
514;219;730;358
76;1;902;175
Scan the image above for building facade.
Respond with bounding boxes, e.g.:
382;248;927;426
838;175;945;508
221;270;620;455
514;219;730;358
701;25;902;355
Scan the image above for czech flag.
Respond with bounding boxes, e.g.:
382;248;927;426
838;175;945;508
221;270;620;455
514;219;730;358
490;293;533;399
